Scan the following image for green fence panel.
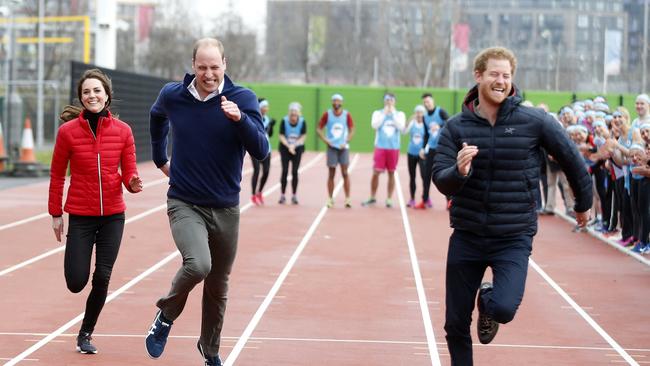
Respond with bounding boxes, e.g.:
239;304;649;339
244;83;642;153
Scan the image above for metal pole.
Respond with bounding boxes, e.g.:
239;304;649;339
603;28;608;95
643;0;649;91
53;82;59;138
36;0;44;148
2;9;12;151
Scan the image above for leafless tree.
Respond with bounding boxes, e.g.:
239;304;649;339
140;0;201;80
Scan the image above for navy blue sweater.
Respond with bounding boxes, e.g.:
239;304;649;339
150;74;269;208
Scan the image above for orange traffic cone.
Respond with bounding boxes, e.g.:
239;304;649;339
19;117;36;163
0;121;7;172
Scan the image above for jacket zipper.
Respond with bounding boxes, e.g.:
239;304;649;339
87;118;104;216
483;123;495;225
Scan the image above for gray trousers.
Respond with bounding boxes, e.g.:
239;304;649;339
157;198;239;356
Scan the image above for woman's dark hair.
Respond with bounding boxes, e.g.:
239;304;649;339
77;68;113;109
61;69;114;122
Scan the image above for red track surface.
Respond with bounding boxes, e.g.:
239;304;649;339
0;152;648;365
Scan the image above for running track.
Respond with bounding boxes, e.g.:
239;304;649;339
0;152;648;365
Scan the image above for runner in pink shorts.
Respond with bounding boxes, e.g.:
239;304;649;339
362;93;406;208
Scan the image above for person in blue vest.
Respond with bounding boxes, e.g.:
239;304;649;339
317;93;355;208
362;92;406;208
404;104;427;208
278;102;307;204
419;92;449;209
145;38;269;366
251;98;275;205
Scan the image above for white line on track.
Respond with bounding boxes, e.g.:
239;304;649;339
0;158;282;277
528;258;640;366
223;153;359;366
0;177;167;233
0;156;281;233
2;153;320;366
4;332;648;353
553;210;650;267
394;172;442;366
0;213;50;232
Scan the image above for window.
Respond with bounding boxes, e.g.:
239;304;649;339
578;15;589;28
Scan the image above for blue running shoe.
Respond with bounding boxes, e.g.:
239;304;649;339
145;310;173;359
631;242;644;254
76;332;97;354
197;341;222;366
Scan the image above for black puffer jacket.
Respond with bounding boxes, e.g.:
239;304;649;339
432;85;592;237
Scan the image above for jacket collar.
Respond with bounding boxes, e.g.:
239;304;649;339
461;84;522;120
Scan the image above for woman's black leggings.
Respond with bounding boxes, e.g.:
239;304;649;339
630;179;642;241
407;154;426;200
251;154;271;194
593;165;612;227
280;146;303;194
612;177;633;239
637;178;650;243
65;213;125;334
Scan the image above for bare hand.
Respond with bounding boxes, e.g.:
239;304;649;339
419;148;426;160
221;96;241;121
52;216;64;242
575;210;590;228
289;145;296;155
457;142;479;176
129;175;143;193
160;162;170;177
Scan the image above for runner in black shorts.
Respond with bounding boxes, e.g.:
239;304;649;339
317;93;355;208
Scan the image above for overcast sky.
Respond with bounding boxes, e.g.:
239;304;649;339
194;0;267;52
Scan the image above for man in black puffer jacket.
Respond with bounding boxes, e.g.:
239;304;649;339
433;47;592;366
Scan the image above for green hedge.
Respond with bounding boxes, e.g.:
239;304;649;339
245;83;640;153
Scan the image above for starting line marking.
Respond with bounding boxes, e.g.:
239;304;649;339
1;332;649;353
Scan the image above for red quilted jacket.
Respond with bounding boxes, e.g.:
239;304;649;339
48;110;138;217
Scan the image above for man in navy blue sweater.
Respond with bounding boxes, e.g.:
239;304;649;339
145;38;269;366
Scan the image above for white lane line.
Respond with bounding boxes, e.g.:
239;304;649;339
0;156;286;277
0;155;277;233
554;210;650;267
0;359;37;362
3;331;650;353
528;258;640;366
0;213;50;232
394;172;442;366
223;153;359;366
2;153;321;365
2;251;179;366
5;331;648;353
0;204;164;277
0;177;167;233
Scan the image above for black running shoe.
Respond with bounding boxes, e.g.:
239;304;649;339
76;332;97;354
197;341;222;366
477;282;499;344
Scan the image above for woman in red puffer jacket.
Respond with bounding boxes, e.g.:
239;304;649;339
48;68;142;355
